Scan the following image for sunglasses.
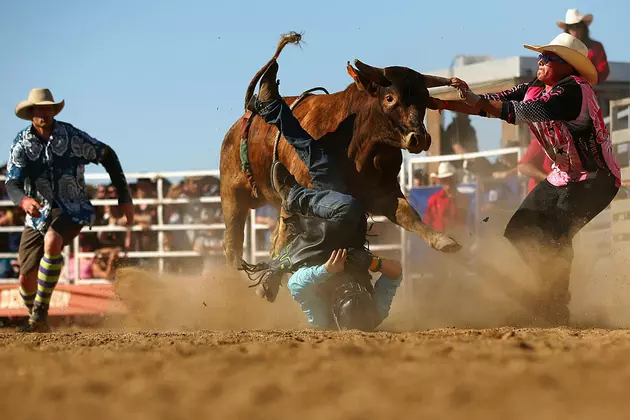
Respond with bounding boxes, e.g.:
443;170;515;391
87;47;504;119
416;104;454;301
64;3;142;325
538;53;568;65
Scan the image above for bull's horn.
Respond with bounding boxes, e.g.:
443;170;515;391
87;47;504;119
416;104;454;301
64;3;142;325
354;59;392;87
422;74;453;89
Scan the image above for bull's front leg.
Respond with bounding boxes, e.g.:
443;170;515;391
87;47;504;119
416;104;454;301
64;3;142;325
368;190;461;253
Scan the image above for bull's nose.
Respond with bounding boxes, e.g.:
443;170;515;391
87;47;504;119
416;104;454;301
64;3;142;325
422;132;432;151
405;132;431;152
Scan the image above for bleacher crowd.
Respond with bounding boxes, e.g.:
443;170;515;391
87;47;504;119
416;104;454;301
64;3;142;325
0;173;226;280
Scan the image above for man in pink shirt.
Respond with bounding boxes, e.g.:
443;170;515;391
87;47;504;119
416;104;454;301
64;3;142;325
430;33;620;325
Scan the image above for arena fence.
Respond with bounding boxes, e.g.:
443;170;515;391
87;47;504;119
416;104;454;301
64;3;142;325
0;147;527;288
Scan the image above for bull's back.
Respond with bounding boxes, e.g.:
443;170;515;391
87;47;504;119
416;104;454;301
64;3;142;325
220;91;354;205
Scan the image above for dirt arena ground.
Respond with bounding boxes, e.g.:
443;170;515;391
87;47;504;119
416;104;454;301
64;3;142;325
3;231;630;420
3;328;630;420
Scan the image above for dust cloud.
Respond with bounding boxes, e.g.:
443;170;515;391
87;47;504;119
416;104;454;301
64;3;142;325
385;212;630;331
109;214;630;332
111;265;307;331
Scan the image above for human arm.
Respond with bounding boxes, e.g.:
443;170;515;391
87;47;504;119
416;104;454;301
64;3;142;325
423;197;435;227
427;81;531;117
72;127;134;224
287;249;346;300
518;139;549;181
5;139;42;218
91;248;119;280
493;166;518;179
518;162;548;182
442;77;583;124
589;41;609;84
371;258;403;323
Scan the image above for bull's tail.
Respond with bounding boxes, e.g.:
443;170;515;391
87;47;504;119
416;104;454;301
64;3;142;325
243;31;303;111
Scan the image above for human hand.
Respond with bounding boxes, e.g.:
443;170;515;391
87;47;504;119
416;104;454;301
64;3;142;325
119;203;135;226
21;198;42;218
450;78;470;98
324;249;347;274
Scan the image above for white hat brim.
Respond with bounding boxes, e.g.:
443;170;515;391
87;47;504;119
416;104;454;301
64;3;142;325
556;14;593;29
431;172;455;179
524;43;598;86
15;99;65;121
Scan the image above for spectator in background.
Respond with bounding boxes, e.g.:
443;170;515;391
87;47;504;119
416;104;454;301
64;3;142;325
518;138;554;194
97;184;128;249
129;178;158;253
0;208;17;277
491;141;520;181
412;168;428;187
443;113;492;181
557;9;609;84
424;162;469;234
0;164;22;279
65;238;95;281
193;176;225;272
63;237;120;282
91;247;120;281
93;184;107;223
445;113;479;156
166;176;221;273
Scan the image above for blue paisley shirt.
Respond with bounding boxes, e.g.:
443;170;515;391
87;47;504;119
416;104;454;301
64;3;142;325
6;121;122;234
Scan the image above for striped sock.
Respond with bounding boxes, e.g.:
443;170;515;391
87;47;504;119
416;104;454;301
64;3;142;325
33;253;64;313
19;286;36;314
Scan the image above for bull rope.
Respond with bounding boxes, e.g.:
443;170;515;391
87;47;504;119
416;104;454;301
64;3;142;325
239;87;330;198
272;87;330;162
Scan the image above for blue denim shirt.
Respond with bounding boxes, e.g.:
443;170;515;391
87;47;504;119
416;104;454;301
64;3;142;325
6;121;109;234
287;265;402;329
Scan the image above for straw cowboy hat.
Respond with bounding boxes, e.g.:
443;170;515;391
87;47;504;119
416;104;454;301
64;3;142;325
556;8;593;30
15;88;65;121
524;32;598;86
430;162;456;179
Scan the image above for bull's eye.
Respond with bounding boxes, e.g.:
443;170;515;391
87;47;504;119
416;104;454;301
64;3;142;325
386;95;394;103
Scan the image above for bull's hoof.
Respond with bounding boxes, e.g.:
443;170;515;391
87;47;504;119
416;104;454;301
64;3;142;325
433;235;462;253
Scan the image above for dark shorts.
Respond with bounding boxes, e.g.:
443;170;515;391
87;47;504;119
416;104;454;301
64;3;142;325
18;216;84;276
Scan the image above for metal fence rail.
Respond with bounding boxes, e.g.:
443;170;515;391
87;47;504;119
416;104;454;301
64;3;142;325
0;147;532;286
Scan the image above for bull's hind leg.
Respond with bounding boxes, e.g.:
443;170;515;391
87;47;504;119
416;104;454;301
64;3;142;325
221;187;253;269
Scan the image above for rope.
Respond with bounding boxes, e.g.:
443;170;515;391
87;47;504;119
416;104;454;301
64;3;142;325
272;87;330;162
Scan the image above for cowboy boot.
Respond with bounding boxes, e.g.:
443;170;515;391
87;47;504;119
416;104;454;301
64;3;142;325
247;61;281;113
271;161;298;206
255;272;283;303
18;306;51;333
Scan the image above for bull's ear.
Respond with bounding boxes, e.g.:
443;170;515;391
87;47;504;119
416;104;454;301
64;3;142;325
347;62;378;96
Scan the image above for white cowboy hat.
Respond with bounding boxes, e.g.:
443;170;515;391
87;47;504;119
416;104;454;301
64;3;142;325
557;8;593;30
15;88;65;121
524;33;598;86
430;162;456;179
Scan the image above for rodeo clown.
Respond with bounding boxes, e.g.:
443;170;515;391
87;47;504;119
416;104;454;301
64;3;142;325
241;60;403;331
429;33;620;325
6;88;134;332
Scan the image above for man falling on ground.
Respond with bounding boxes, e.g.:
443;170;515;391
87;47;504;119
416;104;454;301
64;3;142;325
6;88;134;332
241;61;403;330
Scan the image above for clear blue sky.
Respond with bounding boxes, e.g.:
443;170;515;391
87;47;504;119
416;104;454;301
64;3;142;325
1;0;628;173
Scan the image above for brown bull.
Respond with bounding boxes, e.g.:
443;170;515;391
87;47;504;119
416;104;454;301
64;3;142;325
220;33;461;268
